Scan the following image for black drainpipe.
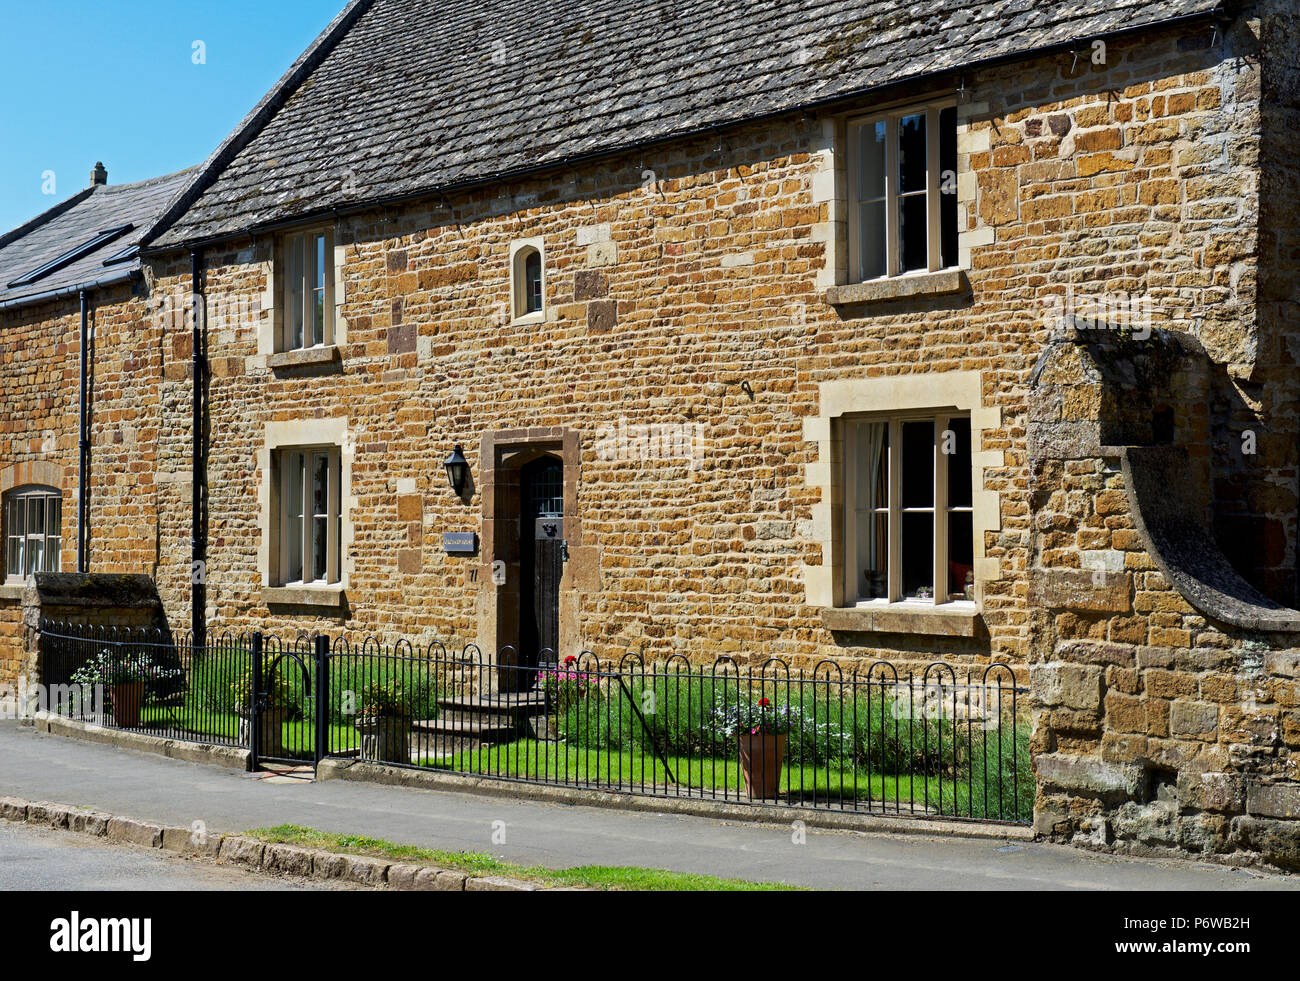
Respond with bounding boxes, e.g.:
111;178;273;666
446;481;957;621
191;250;206;650
77;289;90;573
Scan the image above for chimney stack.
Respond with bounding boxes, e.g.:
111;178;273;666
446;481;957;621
89;162;107;188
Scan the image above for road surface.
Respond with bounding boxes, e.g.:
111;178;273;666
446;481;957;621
1;721;1294;890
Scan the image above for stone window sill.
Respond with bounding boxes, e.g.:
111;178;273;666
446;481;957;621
0;583;26;602
268;346;341;373
824;269;969;306
510;311;545;327
819;602;983;637
263;585;346;609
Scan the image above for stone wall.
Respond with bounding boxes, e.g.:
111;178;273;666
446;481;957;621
0;281;165;686
1028;326;1300;868
1017;3;1300;870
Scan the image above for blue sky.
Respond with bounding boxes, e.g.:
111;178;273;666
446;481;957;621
0;0;345;232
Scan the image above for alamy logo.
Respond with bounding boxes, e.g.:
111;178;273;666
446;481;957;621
1;679;103;722
1039;284;1152;340
49;912;151;962
594;417;705;470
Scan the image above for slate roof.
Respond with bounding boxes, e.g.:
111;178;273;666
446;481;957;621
0;168;196;309
149;0;1224;250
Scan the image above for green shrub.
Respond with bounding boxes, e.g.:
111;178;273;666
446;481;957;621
552;672;1025;791
325;657;439;726
230;654;302;714
187;650;249;713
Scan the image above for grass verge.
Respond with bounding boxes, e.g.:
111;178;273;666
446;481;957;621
246;824;803;891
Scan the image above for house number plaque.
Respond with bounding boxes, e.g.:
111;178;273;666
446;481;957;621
442;532;478;554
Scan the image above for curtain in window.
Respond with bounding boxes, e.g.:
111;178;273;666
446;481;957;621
853;422;888;599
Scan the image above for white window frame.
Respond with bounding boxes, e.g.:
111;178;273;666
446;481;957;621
281;228;335;350
842;412;973;607
275;447;342;587
846;99;957;283
3;485;61;583
509;238;545;323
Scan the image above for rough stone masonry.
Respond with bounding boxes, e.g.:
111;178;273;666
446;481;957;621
1;0;1298;867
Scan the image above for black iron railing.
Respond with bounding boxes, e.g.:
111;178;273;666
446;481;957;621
36;623;1032;823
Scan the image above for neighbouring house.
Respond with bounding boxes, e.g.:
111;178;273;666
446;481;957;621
0;165;195;681
3;0;1299;864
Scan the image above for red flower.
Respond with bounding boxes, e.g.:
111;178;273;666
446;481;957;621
564;655;577;666
758;697;770;708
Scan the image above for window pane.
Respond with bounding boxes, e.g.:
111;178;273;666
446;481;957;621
28;498;43;541
945;417;972;507
858;120;886;201
288;237;305;349
901;420;934;509
898;113;927;194
311;454;329;582
313;292;325;346
312;517;328;582
947;511;974;599
853;422;888;600
315;235;326;293
27;534;43;577
902;512;933;599
48;497;61;539
48;537;61;573
9;498;23;577
525;251;542;314
312;234;326;346
312;454;329;517
940;106;958;268
858;200;886;280
285;454;303;583
854;422;888;509
899;192;928;273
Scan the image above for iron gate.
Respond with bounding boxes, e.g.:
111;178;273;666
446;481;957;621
247;634;326;770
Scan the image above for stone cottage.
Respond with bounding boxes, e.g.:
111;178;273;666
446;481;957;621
0;165;194;682
4;0;1299;864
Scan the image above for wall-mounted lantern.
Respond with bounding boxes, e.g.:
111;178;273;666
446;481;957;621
444;444;470;497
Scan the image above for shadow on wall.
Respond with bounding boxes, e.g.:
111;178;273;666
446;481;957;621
26;573;179;692
1030;324;1299;618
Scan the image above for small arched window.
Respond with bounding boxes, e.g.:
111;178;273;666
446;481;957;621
511;242;544;320
4;486;62;581
524;250;542;314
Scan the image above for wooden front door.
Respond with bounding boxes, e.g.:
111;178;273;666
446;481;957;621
520;457;563;678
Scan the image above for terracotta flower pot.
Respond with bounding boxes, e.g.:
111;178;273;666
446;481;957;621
737;730;787;799
109;682;147;729
358;717;411;763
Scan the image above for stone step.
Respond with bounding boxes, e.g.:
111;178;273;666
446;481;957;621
437;693;547;711
411;717;517;744
435;695;549;732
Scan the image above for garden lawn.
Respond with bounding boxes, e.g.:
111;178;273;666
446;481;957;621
135;705;354;756
420;738;1022;818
